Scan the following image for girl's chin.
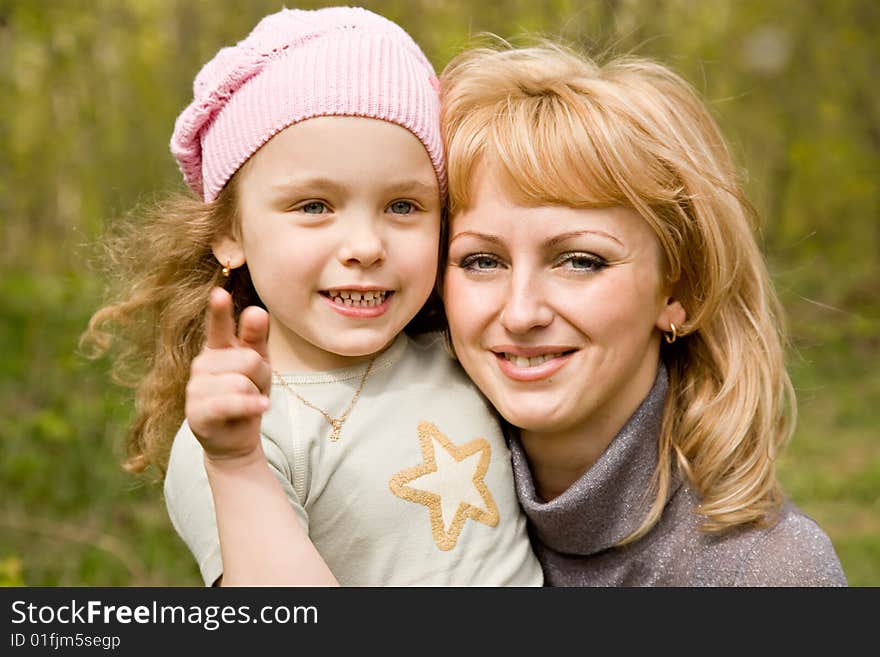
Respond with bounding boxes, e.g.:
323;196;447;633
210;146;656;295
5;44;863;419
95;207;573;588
334;329;411;354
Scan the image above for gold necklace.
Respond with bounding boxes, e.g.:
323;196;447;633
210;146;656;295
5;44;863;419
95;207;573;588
272;356;377;442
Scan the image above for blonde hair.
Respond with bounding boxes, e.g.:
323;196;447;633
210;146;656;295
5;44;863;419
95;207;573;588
440;43;795;539
80;177;261;476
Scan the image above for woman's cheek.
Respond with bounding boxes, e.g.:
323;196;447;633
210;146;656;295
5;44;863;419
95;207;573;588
446;274;488;333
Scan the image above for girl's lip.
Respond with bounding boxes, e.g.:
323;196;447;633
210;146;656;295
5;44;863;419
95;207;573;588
320;291;393;318
323;286;391;293
493;350;574;381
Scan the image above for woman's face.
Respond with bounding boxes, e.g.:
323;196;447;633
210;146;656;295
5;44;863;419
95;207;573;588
443;166;684;437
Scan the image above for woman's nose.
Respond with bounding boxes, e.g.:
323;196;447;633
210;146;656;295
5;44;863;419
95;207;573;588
499;270;553;334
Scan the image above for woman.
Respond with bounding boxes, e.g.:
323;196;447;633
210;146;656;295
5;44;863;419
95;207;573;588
438;43;847;585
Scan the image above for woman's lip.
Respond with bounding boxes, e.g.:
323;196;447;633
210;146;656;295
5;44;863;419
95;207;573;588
320;291;392;318
491;345;577;358
493;350;574;381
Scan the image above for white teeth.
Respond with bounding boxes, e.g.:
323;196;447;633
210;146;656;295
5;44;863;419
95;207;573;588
504;352;564;367
327;290;387;307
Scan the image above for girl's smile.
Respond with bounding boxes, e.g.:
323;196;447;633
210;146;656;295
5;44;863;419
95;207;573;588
320;288;395;318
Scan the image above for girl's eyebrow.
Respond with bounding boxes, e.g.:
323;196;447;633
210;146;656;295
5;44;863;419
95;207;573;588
270;177;346;195
270;177;437;196
382;179;438;196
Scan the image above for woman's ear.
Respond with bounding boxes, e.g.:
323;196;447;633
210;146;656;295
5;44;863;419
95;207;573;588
211;234;246;270
656;295;686;335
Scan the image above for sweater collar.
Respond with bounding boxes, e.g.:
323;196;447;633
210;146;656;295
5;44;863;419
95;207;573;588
509;362;679;555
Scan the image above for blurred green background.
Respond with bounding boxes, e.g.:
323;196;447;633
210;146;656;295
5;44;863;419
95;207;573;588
0;0;877;586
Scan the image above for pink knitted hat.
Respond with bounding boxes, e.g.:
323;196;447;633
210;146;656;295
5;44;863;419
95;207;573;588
170;6;445;202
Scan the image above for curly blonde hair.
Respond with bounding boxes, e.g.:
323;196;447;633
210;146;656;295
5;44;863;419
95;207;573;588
80;176;258;476
440;42;795;538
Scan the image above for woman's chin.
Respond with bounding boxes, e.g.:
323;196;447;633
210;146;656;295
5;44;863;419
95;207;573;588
495;400;576;435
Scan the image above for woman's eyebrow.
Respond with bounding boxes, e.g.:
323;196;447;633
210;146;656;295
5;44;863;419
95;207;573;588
544;230;624;248
448;230;504;245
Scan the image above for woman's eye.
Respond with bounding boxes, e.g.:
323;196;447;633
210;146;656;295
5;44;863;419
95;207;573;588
388;200;416;215
559;252;607;271
298;201;328;214
460;253;501;271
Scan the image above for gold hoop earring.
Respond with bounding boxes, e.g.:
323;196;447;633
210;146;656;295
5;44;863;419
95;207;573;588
665;322;678;344
221;259;231;278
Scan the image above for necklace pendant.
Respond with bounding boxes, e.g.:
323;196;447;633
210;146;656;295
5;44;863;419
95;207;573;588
275;355;375;444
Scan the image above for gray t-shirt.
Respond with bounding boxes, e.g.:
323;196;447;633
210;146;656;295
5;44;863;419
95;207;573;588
509;364;847;586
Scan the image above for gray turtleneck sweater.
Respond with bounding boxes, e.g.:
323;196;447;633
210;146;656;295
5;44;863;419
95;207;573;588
509;365;848;586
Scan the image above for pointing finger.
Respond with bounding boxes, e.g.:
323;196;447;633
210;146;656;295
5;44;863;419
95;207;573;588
205;287;237;350
238;306;270;361
238;306;272;394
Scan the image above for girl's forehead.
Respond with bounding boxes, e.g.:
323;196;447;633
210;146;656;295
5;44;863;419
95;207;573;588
237;117;439;193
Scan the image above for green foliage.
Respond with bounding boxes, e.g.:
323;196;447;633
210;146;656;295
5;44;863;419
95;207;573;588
0;270;201;585
0;556;25;587
1;0;877;586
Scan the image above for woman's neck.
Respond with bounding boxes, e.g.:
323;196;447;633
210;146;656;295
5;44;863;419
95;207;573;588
518;359;661;502
519;425;615;502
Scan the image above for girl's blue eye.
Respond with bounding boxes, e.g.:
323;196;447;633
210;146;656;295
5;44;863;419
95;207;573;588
389;200;415;215
559;252;607;271
300;201;328;214
460;254;501;271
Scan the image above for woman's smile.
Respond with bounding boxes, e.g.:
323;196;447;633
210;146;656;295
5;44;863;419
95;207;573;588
491;346;577;381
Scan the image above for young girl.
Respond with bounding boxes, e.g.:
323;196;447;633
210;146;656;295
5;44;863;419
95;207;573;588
84;7;542;586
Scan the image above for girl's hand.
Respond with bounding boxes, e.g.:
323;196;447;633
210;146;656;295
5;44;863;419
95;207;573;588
185;287;272;465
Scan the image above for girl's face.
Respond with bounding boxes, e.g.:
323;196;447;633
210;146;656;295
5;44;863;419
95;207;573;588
443;166;684;438
219;116;441;372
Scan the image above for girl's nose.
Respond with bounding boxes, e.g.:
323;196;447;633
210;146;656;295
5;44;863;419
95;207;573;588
337;218;386;268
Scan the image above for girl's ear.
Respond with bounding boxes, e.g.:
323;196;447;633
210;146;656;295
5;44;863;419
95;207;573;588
210;235;246;270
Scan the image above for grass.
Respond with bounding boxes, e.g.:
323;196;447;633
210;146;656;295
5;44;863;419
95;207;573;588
777;328;880;586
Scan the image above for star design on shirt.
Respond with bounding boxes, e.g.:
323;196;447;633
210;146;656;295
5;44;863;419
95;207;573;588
389;421;500;551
